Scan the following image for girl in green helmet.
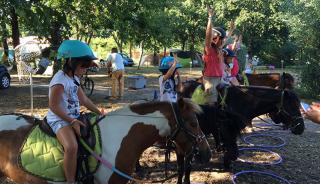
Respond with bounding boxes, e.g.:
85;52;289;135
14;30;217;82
46;40;104;184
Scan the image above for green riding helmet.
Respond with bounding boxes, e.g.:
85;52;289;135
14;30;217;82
57;40;97;61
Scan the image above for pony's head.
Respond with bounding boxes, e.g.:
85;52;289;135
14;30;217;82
179;78;203;98
218;86;304;135
269;90;304;135
170;98;211;163
278;73;295;90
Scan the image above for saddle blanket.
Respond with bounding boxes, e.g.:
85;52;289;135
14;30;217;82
18;116;102;182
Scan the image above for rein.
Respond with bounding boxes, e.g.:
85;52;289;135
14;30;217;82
276;89;303;130
218;86;229;109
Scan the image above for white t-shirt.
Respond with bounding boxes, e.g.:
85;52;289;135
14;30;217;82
47;70;80;122
106;53;125;71
221;64;232;84
159;75;177;102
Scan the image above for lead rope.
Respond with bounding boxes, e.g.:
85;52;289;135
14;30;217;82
218;86;228;109
79;138;178;183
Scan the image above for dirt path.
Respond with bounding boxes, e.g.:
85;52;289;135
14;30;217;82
0;67;319;184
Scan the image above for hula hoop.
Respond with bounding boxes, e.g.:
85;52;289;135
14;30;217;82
254;123;280;127
243;134;286;148
232;170;291;184
237;147;282;165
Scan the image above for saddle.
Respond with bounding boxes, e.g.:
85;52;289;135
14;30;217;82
30;113;102;183
40;113;97;148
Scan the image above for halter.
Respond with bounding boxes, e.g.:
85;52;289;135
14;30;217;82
167;101;206;145
276;90;303;131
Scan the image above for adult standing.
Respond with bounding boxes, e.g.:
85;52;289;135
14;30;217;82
36;47;51;74
106;47;125;100
203;6;226;104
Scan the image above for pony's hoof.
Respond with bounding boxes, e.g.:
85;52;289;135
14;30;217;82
242;127;254;134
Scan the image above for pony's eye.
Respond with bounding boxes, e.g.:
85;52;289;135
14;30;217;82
190;121;198;128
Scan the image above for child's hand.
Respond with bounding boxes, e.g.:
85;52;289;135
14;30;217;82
173;53;178;66
207;5;214;17
229;20;235;31
175;70;180;76
100;108;107;115
71;119;86;137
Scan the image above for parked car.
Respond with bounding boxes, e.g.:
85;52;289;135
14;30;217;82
120;53;134;67
0;64;11;89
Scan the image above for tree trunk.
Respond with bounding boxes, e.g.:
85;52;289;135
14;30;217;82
1;22;8;57
87;31;93;44
129;41;132;58
10;7;20;48
152;48;157;66
163;47;166;59
112;33;122;52
50;21;63;77
138;41;144;69
119;39;123;53
182;41;186;51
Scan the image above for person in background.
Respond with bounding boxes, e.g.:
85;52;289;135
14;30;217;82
158;53;182;102
46;40;104;184
302;102;320;124
221;48;240;86
203;5;226;104
36;47;51;74
106;47;125;100
227;34;241;77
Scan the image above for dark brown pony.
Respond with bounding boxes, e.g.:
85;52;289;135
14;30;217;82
180;72;295;98
177;85;304;184
0;98;211;184
240;72;295;89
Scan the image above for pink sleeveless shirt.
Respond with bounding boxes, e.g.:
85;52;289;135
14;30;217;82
203;46;224;77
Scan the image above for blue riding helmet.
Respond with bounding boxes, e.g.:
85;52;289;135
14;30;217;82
57;40;97;60
223;48;236;57
159;56;182;72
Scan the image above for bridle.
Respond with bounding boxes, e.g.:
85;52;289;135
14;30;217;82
275;90;303;131
167;101;206;156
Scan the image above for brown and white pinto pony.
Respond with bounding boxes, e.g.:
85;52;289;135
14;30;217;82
0;98;211;184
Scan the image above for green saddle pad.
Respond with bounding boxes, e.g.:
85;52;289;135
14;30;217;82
191;85;208;105
18;115;102;182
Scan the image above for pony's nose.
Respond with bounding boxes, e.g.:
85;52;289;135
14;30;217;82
194;148;212;164
291;121;305;135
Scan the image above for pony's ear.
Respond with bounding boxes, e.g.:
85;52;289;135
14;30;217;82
178;97;202;114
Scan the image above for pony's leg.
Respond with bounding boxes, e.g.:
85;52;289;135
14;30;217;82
212;129;223;152
135;159;142;172
223;142;239;170
183;154;193;184
176;153;185;184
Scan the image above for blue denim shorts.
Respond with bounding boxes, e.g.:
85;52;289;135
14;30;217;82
47;120;70;134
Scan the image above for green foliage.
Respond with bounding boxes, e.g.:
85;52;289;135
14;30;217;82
300;58;320;99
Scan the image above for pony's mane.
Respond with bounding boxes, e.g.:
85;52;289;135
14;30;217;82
238;85;277;91
182;98;203;114
234;85;299;102
0;113;38;124
130;99;202;114
246;73;280;76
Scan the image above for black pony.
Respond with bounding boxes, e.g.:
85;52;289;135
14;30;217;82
176;84;304;184
175;104;245;184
